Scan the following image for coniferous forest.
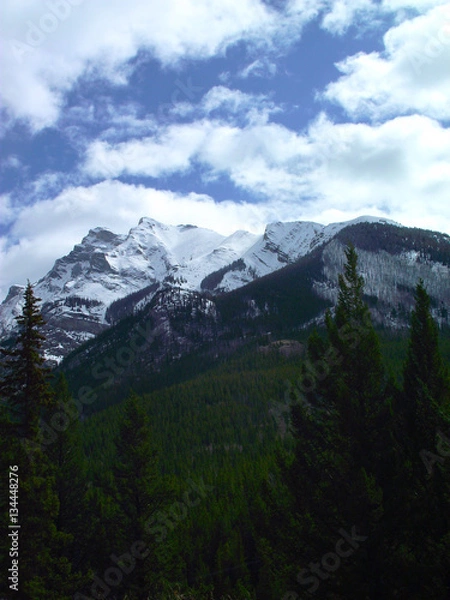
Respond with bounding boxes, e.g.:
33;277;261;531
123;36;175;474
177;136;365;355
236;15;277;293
1;247;450;599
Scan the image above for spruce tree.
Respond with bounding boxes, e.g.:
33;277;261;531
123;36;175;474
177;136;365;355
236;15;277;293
391;280;450;598
274;245;391;599
0;282;51;438
403;280;450;453
0;284;83;599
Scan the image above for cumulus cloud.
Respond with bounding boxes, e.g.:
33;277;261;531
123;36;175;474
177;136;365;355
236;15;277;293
81;94;450;233
0;0;316;130
1;0;406;131
0;181;274;298
171;86;279;122
323;4;450;120
306;113;450;232
321;0;379;34
2;106;450;298
82;87;285;179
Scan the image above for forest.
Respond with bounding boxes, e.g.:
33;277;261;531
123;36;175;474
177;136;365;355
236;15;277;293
1;246;449;599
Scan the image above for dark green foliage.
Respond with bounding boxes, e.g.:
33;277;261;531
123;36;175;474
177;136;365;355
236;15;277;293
2;258;449;598
0;284;85;599
266;246;390;598
45;374;92;578
63;294;449;599
0;282;52;438
387;281;450;598
403;280;450;412
108;392;168;598
262;250;450;599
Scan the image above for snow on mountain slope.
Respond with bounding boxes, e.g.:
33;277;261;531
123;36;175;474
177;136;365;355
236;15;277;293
178;229;259;289
217;216;400;292
0;214;400;363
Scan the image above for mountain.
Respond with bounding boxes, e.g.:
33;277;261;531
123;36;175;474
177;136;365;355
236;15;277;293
52;220;450;409
0;215;398;364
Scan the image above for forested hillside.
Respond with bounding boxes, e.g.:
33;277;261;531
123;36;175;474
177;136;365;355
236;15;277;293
1;248;449;599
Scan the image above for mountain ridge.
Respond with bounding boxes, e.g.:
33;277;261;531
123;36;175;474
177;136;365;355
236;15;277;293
1;215;445;365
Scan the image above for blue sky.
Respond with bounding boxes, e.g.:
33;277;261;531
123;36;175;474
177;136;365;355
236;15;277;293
0;0;449;299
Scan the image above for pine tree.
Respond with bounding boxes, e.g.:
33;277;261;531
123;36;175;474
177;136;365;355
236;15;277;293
0;282;51;438
0;284;84;599
390;280;450;598
403;280;450;453
273;245;391;599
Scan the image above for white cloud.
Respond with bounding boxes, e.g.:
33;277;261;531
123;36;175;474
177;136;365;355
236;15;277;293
200;87;274;116
306;114;450;232
2;106;450;298
0;0;403;131
81;99;450;233
0;0;316;131
171;86;279;124
238;58;277;78
0;180;276;298
84;122;210;179
82;87;284;179
321;0;379;34
323;4;450;120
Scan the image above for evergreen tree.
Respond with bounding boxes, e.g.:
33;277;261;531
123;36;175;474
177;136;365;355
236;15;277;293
390;281;450;598
403;280;450;452
0;282;51;438
0;284;83;599
271;245;391;599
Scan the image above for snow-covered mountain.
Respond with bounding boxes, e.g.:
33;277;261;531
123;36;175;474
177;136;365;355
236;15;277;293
0;215;402;363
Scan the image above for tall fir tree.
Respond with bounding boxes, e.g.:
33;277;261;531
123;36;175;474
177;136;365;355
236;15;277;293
269;245;392;599
0;282;51;439
0;284;83;599
389;280;450;598
403;280;450;453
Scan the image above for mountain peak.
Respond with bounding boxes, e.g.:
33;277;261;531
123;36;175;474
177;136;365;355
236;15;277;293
4;285;25;304
2;214;448;365
137;216;161;228
81;227;122;247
